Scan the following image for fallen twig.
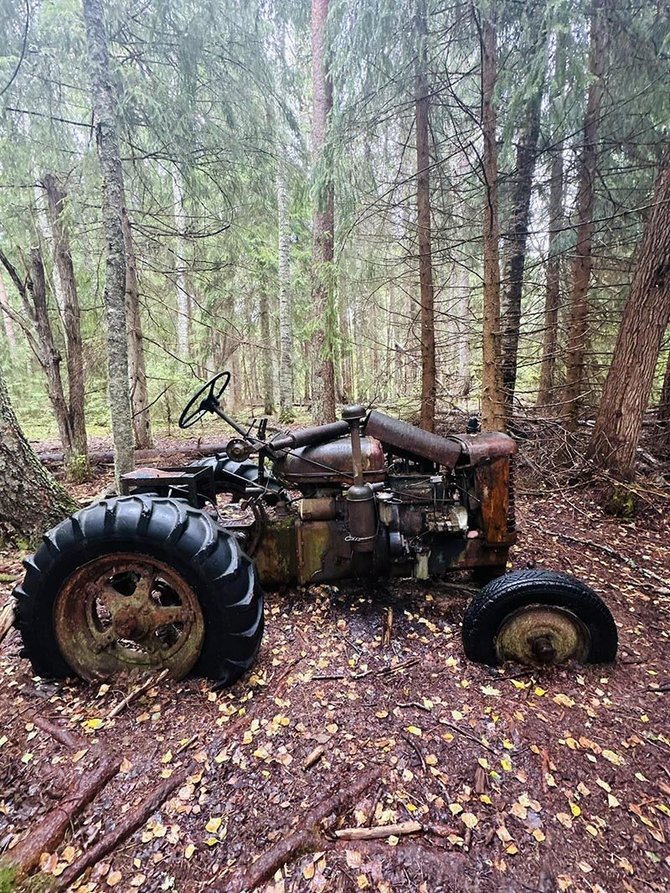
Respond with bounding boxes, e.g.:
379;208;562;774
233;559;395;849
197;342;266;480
107;668;171;720
439;718;496;755
335;820;422;840
382;606;393;647
31;714;90;750
216;769;382;893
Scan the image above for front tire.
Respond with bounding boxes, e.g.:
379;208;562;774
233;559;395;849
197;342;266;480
14;495;264;685
462;569;617;666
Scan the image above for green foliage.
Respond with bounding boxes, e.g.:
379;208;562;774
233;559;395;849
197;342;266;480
0;864;16;893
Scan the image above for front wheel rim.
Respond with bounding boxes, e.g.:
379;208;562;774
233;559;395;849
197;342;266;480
495;604;591;665
54;552;205;681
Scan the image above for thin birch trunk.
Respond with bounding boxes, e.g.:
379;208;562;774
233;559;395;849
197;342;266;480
173;169;191;359
82;0;134;483
260;289;275;415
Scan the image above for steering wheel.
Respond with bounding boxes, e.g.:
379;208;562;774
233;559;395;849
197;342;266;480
178;371;231;429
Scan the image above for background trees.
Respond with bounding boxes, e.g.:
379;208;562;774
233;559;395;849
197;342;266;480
0;0;668;483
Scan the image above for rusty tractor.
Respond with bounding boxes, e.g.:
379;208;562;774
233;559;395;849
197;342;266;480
14;372;618;685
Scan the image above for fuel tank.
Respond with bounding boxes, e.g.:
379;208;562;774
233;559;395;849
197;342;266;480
272;436;386;486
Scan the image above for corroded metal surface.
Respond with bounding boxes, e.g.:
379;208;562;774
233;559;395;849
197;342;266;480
365;411;463;468
273;437;386;485
54;553;204;680
495;606;590;665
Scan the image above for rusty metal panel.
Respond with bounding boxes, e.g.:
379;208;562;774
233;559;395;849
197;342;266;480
475;457;513;545
273;437;386;485
449;432;517;466
365;411;463;468
296;519;354;584
253;517;299;586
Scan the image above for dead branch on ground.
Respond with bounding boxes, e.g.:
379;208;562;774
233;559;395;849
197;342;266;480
216;769;382;893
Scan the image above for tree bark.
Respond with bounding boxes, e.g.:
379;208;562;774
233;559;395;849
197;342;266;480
0;367;76;545
82;0;134;484
416;0;436;432
587;147;670;477
660;349;670;425
122;207;153;449
563;0;606;430
536;144;565;409
259;288;275;415
310;0;337;424
0;272;16;351
42;174;89;467
501;86;543;411
480;17;506;432
172;168;191;360
28;249;75;461
277;164;294;422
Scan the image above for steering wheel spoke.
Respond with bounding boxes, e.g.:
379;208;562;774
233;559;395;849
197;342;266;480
179;371;231;429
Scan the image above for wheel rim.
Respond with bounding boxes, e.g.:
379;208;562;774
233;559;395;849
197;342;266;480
54;552;205;681
495;605;590;665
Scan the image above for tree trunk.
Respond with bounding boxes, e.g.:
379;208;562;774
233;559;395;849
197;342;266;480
122;207;153;449
536;145;565;409
0;368;76;545
660;349;670;425
415;0;436;432
500;86;543;412
480;17;506;432
29;248;76;462
42;174;89;467
587;147;670;477
82;0;134;483
277;165;294;422
0;272;16;351
259;288;275;415
310;0;337;424
173;168;191;360
563;0;606;430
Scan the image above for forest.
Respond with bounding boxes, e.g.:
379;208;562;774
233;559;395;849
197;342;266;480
0;0;669;891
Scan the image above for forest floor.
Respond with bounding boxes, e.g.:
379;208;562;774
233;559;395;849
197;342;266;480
1;437;670;893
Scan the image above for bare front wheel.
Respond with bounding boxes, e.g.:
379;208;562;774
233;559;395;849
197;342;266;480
462;569;617;667
54;553;205;680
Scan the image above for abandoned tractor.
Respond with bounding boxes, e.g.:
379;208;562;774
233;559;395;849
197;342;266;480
14;372;618;685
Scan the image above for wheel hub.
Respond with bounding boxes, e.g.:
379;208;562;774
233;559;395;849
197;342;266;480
54;553;205;681
495;605;590;665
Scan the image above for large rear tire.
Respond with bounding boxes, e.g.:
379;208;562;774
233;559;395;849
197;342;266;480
462;569;617;667
14;495;264;685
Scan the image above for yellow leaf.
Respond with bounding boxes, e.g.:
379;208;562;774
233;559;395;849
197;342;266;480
569;802;581;817
578;862;593;873
556;813;572;828
511;680;529;689
425;754;438;766
107;871;122;887
84;718;103;730
357;875;369;889
531;829;545;842
608;794;620;808
480;794;492;805
406;725;422;737
496;826;512;843
506;843;519;855
500;756;512;772
585;824;598;837
161;751;173;764
205;817;222;834
478;757;489;769
461;812;478;829
502;739;514;750
242;731;253;744
602;749;624;766
449;803;463;815
481;685;501;697
596;778;611;793
510;802;527;820
303;863;315;880
326;723;339;734
553;693;575;708
533;686;546;697
205;837;219;847
184;844;196;860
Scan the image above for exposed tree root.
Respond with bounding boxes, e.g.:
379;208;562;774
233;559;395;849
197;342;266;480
51;765;190;893
217;769;383;893
0;599;15;646
0;750;120;883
